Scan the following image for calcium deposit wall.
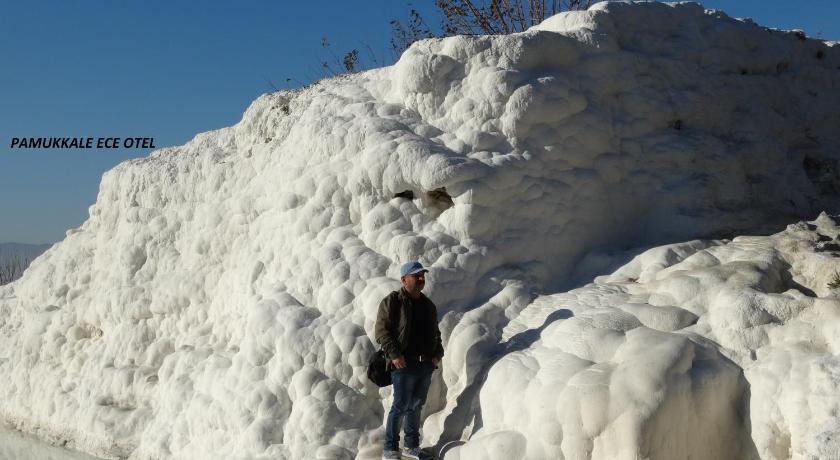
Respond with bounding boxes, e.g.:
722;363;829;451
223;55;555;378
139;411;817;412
1;2;839;459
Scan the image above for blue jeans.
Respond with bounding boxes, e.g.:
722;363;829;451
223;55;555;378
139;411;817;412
384;359;434;451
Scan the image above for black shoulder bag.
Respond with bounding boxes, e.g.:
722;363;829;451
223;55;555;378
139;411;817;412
368;293;399;387
367;349;392;387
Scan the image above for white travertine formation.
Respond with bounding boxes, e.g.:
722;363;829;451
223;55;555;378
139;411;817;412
2;2;840;459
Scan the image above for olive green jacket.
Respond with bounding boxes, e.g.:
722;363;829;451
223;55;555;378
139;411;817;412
374;288;444;361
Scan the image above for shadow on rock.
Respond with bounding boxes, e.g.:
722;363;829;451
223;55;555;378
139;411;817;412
432;308;574;456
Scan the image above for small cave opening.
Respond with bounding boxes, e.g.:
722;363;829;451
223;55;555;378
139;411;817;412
392;188;454;217
426;187;454;211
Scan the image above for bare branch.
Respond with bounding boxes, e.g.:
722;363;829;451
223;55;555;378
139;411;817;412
0;252;31;286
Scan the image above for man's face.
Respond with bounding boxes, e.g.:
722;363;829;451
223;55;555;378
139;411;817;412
401;271;426;293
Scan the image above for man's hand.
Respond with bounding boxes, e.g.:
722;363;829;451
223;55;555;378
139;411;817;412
392;356;407;369
432;357;441;367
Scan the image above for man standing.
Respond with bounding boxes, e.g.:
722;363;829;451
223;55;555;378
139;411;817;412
376;261;444;460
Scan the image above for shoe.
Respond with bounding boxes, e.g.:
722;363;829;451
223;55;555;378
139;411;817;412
382;449;402;459
402;446;433;459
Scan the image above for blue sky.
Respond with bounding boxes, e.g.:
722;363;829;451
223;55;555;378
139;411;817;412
1;1;837;244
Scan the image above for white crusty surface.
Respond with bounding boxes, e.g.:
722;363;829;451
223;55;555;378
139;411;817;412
450;213;840;460
2;2;840;459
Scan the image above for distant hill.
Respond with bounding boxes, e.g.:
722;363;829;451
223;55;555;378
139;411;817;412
0;242;51;258
0;242;51;284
